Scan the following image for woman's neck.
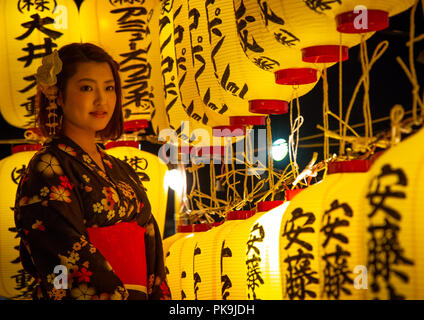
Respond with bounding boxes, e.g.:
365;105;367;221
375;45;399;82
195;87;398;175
62;126;98;155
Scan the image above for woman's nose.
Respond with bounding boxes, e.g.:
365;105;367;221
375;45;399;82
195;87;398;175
95;88;106;105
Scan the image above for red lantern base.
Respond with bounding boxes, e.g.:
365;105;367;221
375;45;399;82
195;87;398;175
285;189;303;201
249;99;289;115
226;210;256;220
327;159;372;174
212;125;246;137
104;140;140;150
275;68;317;85
302;45;349;63
230;116;266;126
124;120;149;133
336;9;389;34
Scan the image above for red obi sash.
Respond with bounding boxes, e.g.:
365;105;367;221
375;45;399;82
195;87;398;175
87;221;147;294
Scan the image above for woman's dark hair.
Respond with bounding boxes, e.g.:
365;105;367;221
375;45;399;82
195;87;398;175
36;43;124;141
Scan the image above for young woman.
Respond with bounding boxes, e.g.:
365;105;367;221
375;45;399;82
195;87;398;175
14;43;171;300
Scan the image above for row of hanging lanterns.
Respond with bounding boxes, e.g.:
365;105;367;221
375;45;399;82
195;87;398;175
164;126;424;300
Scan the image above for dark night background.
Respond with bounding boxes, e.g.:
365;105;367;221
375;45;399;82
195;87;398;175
0;1;423;229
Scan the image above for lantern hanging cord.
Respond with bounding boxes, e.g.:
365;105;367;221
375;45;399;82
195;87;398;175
321;65;330;161
341;40;389;155
397;0;424;123
360;35;373;143
339;32;344;155
266;115;275;200
288;88;302;179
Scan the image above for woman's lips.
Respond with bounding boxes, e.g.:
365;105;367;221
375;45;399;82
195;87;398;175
89;111;107;119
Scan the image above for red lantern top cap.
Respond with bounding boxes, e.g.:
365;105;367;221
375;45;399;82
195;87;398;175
302;45;349;63
249;99;289;115
105;140;139;150
12;144;43;154
336;9;389;34
177;225;193;233
226;210;255;220
257;201;285;212
230;116;266;126
327;159;372;174
285;189;303;201
275;68;317;86
124;120;149;133
193;224;211;232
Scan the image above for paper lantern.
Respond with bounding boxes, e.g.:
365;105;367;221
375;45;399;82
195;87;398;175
363;128;424;300
279;159;373;300
233;0;324;88
104;141;168;238
165;224;212;300
171;0;227;129
0;0;81;129
203;0;319;107
317;160;375;300
156;0;219;144
0;144;42;299
79;0;161;125
163;225;193;263
264;1;365;64
186;0;263;120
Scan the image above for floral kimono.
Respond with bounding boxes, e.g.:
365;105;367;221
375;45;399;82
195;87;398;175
14;135;171;300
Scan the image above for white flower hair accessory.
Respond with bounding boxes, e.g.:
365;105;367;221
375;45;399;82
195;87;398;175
35;50;63;87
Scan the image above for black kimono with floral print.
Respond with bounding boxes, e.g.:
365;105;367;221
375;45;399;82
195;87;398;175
14;135;171;300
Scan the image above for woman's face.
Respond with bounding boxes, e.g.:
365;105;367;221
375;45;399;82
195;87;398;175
59;61;117;138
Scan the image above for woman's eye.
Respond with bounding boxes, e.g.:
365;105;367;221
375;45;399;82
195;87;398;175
80;85;92;91
106;85;115;91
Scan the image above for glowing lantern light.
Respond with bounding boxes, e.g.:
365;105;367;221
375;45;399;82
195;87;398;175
0;144;42;299
104;140;169;238
279;159;374;300
171;0;227;130
233;0;322;83
164;225;194;300
166;224;212;300
363;128;424;300
203;0;320;114
79;0;161;125
0;0;81;129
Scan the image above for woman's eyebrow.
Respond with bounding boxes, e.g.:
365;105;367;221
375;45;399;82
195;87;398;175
77;78;115;83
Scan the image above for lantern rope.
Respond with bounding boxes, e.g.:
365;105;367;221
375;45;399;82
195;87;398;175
322;66;330;161
360;35;373;144
288;87;302;181
341;40;389;154
397;0;424;123
266;116;274;200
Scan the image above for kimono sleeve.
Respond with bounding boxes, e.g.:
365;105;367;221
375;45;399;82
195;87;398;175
14;152;129;300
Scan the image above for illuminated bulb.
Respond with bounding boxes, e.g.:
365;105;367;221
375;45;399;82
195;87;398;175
272;138;288;161
164;169;186;193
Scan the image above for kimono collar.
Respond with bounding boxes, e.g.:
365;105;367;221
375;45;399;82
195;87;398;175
46;135;113;182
